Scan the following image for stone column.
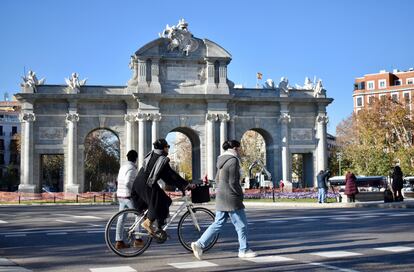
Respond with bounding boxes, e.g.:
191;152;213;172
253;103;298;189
66;113;80;193
137;113;149;167
150;59;161;92
218;61;227;88
18;112;36;193
150;113;162;144
206;113;218;179
230;115;237;140
218;113;230;154
316;114;329;174
124;113;136;153
205;59;216;89
279;112;291;183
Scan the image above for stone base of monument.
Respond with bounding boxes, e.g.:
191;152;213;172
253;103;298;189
65;184;80;194
340;192;384;202
18;184;37;193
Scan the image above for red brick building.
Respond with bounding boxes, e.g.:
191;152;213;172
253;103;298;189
353;68;414;112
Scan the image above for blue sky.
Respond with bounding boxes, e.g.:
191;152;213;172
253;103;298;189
1;0;413;135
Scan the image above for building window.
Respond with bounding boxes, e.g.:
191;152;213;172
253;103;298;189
404;92;411;110
407;78;414;85
356;96;363;107
0;139;4;150
379;79;386;89
391;93;399;102
379;94;387;103
394;79;402;86
0;154;4;165
368;95;375;106
11;126;17;135
0;126;3;136
367;81;375;90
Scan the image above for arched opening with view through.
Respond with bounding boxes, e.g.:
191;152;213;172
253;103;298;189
166;127;201;183
84;129;120;192
240;129;274;189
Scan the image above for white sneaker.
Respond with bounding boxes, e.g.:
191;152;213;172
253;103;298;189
238;249;257;258
191;242;203;260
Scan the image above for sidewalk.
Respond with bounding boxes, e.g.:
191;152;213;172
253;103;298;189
243;199;414;209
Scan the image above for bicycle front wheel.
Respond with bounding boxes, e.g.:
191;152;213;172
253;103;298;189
177;207;218;252
105;208;152;257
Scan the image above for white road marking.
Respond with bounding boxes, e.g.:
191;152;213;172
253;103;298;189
90;266;136;272
87;230;104;233
55;219;76;223
73;215;103;220
335;217;352;220
310;262;361;272
0;267;33;272
0;220;8;224
374;246;413;252
0;258;15;265
46;232;68;235
388;213;410;217
311;251;362;258
169;261;218;269
5;234;26;237
245;255;294;263
300;219;318;222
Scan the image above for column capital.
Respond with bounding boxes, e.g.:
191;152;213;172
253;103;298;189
206;113;219;122
124;113;136;123
149;113;162;122
316;115;329;124
218;113;230;122
278;112;291;124
137;112;151;121
66;113;79;123
19;112;36;122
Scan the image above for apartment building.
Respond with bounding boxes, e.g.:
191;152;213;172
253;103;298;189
0;100;20;183
353;68;414;112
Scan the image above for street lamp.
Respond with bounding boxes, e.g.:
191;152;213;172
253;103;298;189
336;152;342;176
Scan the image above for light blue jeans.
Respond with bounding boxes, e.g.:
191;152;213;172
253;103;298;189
115;198;135;242
196;209;249;254
318;188;326;203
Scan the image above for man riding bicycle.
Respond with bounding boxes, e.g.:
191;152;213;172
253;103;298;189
131;139;195;236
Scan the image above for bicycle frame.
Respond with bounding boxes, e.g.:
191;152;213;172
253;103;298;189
126;195;200;238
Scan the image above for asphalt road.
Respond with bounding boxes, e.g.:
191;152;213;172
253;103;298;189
0;204;413;272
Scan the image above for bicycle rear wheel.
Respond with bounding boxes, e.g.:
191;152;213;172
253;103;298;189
105;208;152;257
177;207;218;252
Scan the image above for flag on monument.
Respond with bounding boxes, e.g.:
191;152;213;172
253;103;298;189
257;72;263;80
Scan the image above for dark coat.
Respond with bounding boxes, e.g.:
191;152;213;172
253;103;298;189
131;151;188;226
392;171;404;191
317;171;329;189
214;154;245;212
345;172;358;195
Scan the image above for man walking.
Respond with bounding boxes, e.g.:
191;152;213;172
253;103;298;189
115;150;142;249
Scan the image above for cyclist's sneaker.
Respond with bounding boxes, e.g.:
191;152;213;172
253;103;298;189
191;242;203;260
133;238;144;248
115;241;130;250
238;249;257;259
141;218;156;235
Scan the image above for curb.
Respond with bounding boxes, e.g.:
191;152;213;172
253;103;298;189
0;258;32;272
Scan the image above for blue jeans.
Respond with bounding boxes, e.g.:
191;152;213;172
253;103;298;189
318;188;326;203
116;198;135;241
196;209;249;253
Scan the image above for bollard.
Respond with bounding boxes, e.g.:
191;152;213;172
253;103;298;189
93;195;96;203
18;195;21;204
103;193;105;203
54;196;56;203
76;195;78;203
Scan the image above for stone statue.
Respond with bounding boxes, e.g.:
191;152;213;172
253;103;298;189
65;73;87;92
263;79;275;89
303;77;314;90
278;77;289;94
21;70;45;89
313;79;324;97
159;19;199;56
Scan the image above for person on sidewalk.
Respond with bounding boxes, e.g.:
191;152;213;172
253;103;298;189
345;171;358;203
391;165;404;202
131;139;195;236
191;140;257;260
115;150;142;249
317;169;330;203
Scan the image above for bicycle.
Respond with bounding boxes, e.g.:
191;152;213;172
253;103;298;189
104;186;218;257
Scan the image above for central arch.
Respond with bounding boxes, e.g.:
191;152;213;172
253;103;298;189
167;127;201;181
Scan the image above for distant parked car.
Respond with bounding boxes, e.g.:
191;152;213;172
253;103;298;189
329;176;387;191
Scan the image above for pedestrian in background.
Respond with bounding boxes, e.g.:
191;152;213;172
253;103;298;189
191;140;257;260
345;171;358;202
317;169;330;203
391;165;404;202
115;150;142;249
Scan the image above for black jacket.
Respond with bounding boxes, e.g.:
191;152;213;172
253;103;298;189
317;170;330;189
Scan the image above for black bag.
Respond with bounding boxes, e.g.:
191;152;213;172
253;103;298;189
191;185;211;203
384;189;394;203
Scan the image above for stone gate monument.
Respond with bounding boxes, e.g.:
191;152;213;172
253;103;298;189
16;19;333;193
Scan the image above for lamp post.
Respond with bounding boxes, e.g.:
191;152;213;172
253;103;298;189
337;152;342;176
